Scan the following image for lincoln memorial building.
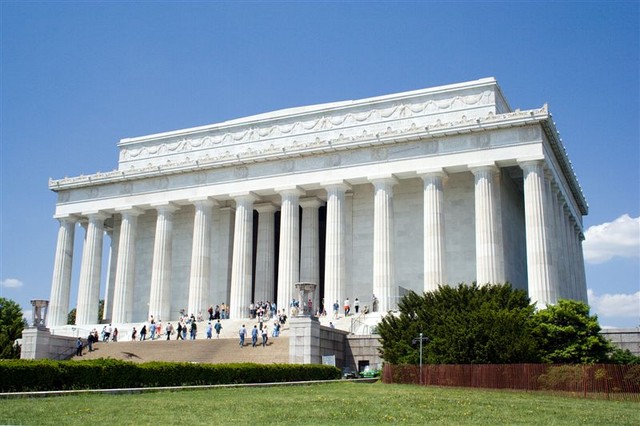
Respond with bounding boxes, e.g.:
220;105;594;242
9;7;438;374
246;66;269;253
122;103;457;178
46;77;588;329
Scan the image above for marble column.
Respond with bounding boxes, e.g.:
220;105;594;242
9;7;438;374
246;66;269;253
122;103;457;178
212;206;235;306
300;197;322;312
420;170;447;292
149;203;178;322
564;206;578;300
102;225;117;324
520;160;555;307
229;193;257;319
552;188;568;300
471;165;504;285
47;217;76;328
76;212;108;325
544;171;560;300
324;182;349;312
111;208;143;324
575;229;588;304
255;203;276;304
188;198;215;319
371;176;398;313
277;187;303;313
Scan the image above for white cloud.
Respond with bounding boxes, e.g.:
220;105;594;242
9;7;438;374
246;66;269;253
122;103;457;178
0;278;24;288
583;214;640;264
588;289;640;320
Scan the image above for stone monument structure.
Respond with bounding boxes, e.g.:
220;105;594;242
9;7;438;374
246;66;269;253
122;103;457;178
46;77;588;330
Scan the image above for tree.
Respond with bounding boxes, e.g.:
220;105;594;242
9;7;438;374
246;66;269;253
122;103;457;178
378;283;538;364
67;308;76;325
0;297;25;359
67;299;104;325
530;299;613;364
608;347;640;365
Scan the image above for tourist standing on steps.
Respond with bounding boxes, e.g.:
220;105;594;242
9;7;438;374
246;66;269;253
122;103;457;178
76;337;83;356
354;298;360;314
176;322;183;340
150;321;157;340
206;322;213;339
251;325;259;347
344;298;350;317
131;327;137;341
87;332;94;352
166;322;173;340
190;321;197;340
139;324;147;341
239;324;247;347
112;327;118;342
214;319;222;338
333;301;339;319
261;325;268;347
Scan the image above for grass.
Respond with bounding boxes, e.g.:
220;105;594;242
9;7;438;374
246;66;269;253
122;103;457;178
0;381;637;425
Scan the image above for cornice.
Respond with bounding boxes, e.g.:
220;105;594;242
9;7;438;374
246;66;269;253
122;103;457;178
540;117;588;216
49;106;550;191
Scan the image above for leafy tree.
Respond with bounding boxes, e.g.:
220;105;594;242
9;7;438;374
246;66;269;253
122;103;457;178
0;297;25;359
608;347;640;365
378;283;538;364
67;299;104;325
67;308;76;325
98;299;104;323
530;299;613;364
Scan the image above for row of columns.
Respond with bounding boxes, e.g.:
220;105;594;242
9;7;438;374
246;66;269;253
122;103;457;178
47;160;587;327
419;160;587;306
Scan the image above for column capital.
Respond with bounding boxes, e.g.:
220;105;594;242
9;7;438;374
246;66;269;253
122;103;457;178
255;202;277;213
368;175;399;187
275;185;305;197
230;191;259;204
82;211;110;222
469;162;499;175
321;180;351;192
189;197;219;208
53;214;79;224
517;157;546;170
417;168;448;180
115;206;145;216
299;197;323;209
150;202;179;213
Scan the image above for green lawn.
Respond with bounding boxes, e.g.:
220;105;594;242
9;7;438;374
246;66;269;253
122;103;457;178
0;381;637;425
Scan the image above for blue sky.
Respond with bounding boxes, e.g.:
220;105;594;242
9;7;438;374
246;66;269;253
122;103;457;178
1;2;638;327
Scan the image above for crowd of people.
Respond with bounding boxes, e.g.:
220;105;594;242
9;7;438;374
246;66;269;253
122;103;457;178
74;295;376;355
74;301;292;355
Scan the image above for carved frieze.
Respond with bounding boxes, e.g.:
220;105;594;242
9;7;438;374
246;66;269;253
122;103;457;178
118;89;495;167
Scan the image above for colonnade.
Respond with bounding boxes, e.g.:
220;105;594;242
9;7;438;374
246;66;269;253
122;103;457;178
47;160;587;328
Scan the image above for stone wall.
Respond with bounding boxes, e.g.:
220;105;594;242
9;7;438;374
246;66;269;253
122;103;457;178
601;328;640;356
345;334;383;372
21;328;77;360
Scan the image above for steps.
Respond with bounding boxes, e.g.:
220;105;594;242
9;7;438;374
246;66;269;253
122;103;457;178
77;336;290;364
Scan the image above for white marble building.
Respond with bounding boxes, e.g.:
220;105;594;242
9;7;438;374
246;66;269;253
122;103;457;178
46;77;588;328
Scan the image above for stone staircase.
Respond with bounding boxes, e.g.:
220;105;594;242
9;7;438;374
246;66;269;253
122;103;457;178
77;336;290;364
66;312;374;364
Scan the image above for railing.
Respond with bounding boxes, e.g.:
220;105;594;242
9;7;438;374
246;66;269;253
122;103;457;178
383;364;640;401
350;314;369;335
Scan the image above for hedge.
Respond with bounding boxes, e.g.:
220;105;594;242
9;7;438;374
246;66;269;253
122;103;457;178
0;359;341;392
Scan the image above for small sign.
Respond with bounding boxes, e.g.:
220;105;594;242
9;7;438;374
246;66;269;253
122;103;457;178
322;355;336;366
